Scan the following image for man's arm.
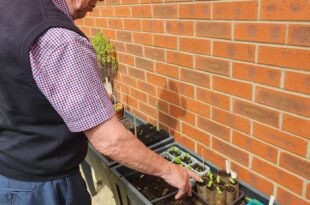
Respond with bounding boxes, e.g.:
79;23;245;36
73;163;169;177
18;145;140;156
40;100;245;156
84;115;201;199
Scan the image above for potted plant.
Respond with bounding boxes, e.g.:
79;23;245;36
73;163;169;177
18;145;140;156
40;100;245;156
217;170;231;183
215;186;225;205
180;153;193;164
196;175;209;201
228;178;240;199
91;32;118;82
113;102;124;119
215;176;225;186
167;146;182;157
207;180;216;205
225;184;236;205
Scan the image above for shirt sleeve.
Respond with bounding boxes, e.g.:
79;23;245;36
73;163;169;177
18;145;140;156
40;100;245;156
29;28;115;132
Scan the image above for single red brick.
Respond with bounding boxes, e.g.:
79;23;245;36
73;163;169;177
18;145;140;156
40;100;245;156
214;76;253;100
126;44;143;57
168;80;194;98
196;56;230;76
135;57;154;71
279;152;310;180
113;6;131;17
166;20;194;36
180;68;210;88
180;96;210;118
133;32;152;46
253;123;308;157
166;51;193;68
196;22;231;39
258;46;310;71
256;86;310;118
183;123;210;147
154;35;177;49
282;114;310;140
277;187;309;205
169;104;195;125
138;81;156;96
213;41;256;62
132;5;152;18
142;20;164;33
213;1;258;20
153;4;178;19
284;71;310;95
235;23;286;44
179;37;211;55
145;47;165;61
212;108;251;134
197;116;230;141
156;63;179;79
232;62;281;87
213;138;249;166
123;19;141;31
196;87;230;111
179;3;211;19
261;0;310;21
233;99;279;128
128;67;145;81
288;24;310;47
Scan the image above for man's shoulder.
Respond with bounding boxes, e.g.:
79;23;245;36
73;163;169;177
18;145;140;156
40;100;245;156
40;28;87;48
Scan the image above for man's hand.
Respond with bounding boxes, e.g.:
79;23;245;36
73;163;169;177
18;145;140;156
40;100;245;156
161;163;202;200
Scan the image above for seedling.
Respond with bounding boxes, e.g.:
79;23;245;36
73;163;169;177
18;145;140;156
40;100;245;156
229;178;237;185
216;186;222;194
216;176;221;184
207;181;213;188
173;157;182;165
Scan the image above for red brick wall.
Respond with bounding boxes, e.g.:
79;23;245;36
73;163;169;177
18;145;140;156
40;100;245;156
76;0;310;204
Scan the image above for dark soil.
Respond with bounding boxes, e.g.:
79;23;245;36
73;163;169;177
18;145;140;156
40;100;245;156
129;173;177;201
136;123;169;146
225;185;235;192
180;156;192;164
154;195;204;205
192;163;205;172
217;170;231;178
169;150;181;157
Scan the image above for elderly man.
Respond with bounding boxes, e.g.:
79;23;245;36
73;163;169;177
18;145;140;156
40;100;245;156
0;0;200;204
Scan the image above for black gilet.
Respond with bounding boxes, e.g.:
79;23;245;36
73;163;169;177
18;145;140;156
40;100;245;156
0;0;88;181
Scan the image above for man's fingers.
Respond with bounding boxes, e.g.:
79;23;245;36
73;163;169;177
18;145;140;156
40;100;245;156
175;188;186;200
187;182;192;197
187;170;202;182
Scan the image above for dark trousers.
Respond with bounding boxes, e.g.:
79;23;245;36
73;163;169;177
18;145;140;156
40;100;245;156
0;171;91;205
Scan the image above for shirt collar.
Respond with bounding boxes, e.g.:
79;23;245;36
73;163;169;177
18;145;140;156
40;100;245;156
52;0;73;22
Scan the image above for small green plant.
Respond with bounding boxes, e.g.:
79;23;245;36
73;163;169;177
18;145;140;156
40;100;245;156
167;146;181;155
173;157;182;164
216;176;221;184
209;173;214;181
181;153;190;160
229;178;236;185
91;32;118;82
216;186;222;194
207;180;213;188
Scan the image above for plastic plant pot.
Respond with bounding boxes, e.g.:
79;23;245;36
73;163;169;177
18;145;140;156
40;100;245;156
215;186;226;205
217;170;231;183
228;178;240;199
225;185;236;205
196;177;209;202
